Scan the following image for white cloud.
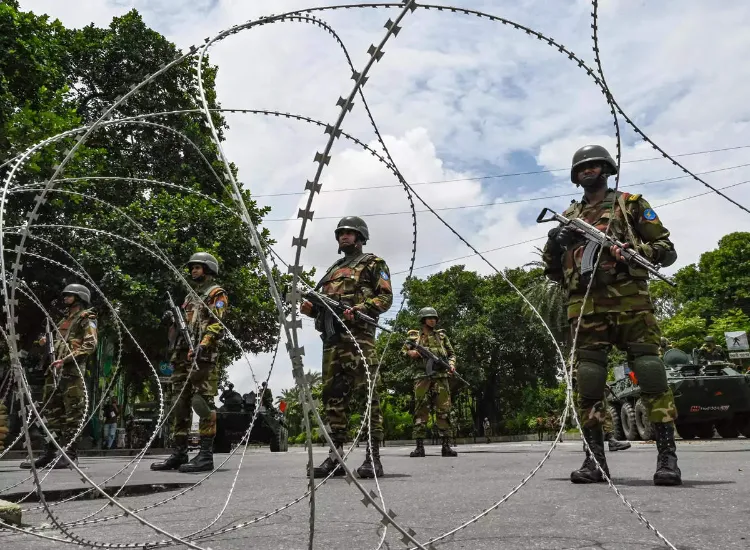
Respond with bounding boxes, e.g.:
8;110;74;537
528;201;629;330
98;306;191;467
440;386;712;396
16;0;750;399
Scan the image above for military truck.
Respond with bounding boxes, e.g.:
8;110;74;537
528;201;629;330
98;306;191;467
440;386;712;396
607;348;750;441
213;384;288;453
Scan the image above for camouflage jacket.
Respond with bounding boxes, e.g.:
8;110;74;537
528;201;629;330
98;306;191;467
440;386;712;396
696;344;727;363
315;252;393;340
402;328;456;379
180;280;228;350
542;189;676;319
54;307;98;367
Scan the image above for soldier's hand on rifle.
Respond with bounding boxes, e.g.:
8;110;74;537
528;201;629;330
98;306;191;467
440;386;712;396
188;345;203;361
38;336;47;346
548;225;577;249
51;359;63;369
407;350;421;359
610;242;630;263
343;305;364;321
300;300;314;317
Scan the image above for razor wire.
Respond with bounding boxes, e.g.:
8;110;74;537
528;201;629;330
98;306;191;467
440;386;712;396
0;2;740;549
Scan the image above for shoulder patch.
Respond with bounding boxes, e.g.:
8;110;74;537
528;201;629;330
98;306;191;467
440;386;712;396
627;193;641;202
642;208;657;221
406;329;419;339
380;271;390;281
89;319;97;329
215;299;226;309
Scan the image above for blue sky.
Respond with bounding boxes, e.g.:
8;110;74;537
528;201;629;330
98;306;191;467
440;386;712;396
17;0;750;397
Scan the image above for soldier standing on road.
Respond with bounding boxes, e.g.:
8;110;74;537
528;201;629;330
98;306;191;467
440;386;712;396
20;284;97;470
483;417;491;444
403;307;458;458
151;252;228;473
300;216;393;479
542;144;682;486
260;381;274;410
695;336;728;364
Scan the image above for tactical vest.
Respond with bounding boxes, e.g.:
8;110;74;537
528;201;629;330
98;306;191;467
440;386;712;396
184;283;224;341
54;308;96;362
315;253;377;339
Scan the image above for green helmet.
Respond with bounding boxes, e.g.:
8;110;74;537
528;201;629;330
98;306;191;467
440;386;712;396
62;283;91;304
660;337;668;347
188;252;219;276
704;336;715;344
570;145;618;183
663;348;692;368
335;216;369;243
418;307;438;322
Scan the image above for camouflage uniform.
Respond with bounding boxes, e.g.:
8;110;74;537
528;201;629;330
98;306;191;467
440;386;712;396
43;307;98;445
170;279;227;440
543;189;678;428
543;147;681;486
316;253;392;444
696;343;727;363
403;328;455;440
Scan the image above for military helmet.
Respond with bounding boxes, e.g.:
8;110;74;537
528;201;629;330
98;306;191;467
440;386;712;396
663;348;692;368
704;336;715;343
660;337;668;347
418;307;439;322
188;252;219;276
62;283;91;304
335;216;369;243
570;145;618;183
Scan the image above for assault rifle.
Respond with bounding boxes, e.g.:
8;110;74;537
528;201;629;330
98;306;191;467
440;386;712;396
301;288;392;341
536;207;676;287
44;318;60;388
404;340;470;387
165;291;194;352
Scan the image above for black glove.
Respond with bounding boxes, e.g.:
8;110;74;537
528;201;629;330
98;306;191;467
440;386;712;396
548;225;577;249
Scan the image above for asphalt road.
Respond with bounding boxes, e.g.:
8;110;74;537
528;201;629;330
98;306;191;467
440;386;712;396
0;439;747;549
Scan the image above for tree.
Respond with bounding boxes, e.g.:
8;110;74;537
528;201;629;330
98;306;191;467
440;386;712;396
2;4;286;395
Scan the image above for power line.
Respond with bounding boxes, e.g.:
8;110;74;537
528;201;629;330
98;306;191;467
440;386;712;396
253;144;750;198
263;162;750;222
387;178;750;276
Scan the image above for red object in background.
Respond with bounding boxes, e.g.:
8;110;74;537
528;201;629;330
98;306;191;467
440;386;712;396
628;371;639;385
279;400;287;414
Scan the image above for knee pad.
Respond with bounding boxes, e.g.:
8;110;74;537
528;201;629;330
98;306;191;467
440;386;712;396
575;349;608;400
630;353;668;395
191;394;214;418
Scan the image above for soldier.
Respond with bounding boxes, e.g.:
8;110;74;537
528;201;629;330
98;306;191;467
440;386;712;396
542;144;682;486
20;284;97;470
483;417;491;444
403;307;458;458
260;381;274;410
300;216;392;478
696;336;728;364
151;252;228;473
658;337;671;358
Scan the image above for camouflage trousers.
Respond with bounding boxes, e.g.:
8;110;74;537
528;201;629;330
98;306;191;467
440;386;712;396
572;310;677;429
412;376;451;439
41;366;85;442
0;401;7;451
170;350;218;438
322;337;383;442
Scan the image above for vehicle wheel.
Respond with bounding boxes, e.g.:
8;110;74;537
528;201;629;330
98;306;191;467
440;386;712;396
715;419;739;438
620;402;640;441
270;426;288;453
675;423;697;440
695;422;715;439
634;399;654;440
606;404;626;441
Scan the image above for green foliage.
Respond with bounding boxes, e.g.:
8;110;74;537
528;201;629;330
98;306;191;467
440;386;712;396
1;4;288;394
709;309;750;344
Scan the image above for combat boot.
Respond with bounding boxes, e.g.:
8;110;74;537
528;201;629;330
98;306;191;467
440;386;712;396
409;438;425;458
311;442;346;478
570;425;609;484
53;442;79;469
357;440;383;478
441;436;457;457
653;422;682;486
19;441;57;470
605;432;631;452
179;436;214;473
150;435;188;471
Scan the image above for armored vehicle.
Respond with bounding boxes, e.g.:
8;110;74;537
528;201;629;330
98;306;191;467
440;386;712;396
213;384;288;453
607;348;750;441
